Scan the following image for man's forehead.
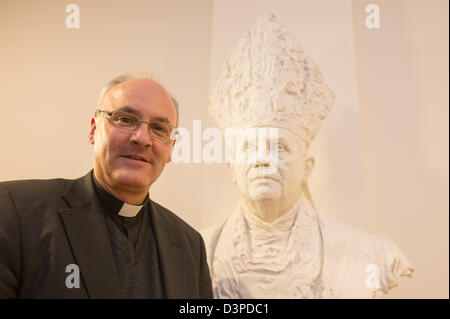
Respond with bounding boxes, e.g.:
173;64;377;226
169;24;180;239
109;85;125;102
107;78;169;102
101;78;176;121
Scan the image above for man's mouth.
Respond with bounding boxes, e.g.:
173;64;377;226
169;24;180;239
122;155;150;163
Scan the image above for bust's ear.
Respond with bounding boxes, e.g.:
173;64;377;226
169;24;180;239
227;162;237;184
303;156;315;179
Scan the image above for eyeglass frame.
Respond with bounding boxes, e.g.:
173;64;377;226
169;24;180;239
94;108;179;145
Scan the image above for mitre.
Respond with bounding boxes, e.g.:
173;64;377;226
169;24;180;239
209;14;335;148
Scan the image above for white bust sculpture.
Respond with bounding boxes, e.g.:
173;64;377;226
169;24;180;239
201;15;414;298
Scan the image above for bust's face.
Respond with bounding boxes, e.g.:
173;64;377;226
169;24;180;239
230;127;312;206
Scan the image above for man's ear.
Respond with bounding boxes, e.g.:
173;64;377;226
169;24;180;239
303;156;315;179
166;139;176;163
88;117;96;145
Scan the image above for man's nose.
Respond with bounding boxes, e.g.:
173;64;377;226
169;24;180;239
129;122;152;148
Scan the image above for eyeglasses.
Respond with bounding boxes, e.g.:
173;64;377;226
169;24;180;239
95;109;178;145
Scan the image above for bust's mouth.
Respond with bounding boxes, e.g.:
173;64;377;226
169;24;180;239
250;175;279;182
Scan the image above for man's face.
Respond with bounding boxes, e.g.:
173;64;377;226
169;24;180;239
88;78;177;196
230;127;312;206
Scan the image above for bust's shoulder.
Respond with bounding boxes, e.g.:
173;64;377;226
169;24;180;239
319;215;408;260
320;215;383;250
200;218;228;251
319;215;414;298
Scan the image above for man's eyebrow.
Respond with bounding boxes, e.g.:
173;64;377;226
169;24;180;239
117;106;174;126
151;116;171;125
116;106;141;115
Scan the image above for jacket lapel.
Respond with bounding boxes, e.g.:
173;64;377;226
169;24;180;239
149;201;187;298
58;172;121;298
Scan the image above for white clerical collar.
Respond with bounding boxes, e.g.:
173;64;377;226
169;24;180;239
118;202;144;217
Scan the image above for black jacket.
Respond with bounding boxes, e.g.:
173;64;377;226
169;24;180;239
0;171;212;298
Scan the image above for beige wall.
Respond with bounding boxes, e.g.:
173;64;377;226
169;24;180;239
352;0;449;299
1;0;448;298
0;0;214;229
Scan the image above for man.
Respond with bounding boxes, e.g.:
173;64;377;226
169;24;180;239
201;15;413;298
0;72;213;298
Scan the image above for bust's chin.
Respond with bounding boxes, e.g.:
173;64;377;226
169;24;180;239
248;183;282;202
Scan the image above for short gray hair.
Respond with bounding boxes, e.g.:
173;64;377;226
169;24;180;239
97;71;179;126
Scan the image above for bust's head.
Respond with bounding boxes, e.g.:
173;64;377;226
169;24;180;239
210;15;334;217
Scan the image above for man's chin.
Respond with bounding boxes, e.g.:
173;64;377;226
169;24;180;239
111;170;152;190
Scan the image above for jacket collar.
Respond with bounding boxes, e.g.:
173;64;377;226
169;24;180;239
148;200;186;298
59;170;122;298
59;170;185;298
92;174;149;217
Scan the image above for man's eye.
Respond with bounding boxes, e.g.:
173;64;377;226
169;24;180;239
151;123;168;135
116;116;136;125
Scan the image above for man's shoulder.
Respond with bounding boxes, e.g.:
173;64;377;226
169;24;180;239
150;200;201;239
0;177;79;224
0;177;74;200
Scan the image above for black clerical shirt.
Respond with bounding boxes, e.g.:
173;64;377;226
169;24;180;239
92;175;146;248
91;173;164;298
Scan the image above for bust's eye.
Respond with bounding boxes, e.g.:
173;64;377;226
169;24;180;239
278;143;289;152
